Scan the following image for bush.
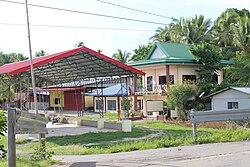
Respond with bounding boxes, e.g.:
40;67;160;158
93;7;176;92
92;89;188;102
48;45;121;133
0;110;7;159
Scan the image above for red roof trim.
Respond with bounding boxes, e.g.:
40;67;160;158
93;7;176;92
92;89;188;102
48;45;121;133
0;46;145;76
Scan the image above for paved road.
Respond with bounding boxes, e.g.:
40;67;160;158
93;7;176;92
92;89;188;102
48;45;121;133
53;141;250;167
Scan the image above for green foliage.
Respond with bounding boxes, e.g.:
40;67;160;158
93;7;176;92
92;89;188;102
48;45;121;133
190;43;223;93
34;50;47;57
129;43;152;62
167;83;197;121
150;15;212;44
31;139;54;161
227;50;250;85
0;156;58;167
0;110;6;159
112;49;131;63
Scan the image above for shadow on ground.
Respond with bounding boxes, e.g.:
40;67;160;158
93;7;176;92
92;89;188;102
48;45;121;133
69;162;97;167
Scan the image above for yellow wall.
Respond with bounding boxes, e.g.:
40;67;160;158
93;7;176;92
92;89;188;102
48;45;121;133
50;90;64;107
85;96;93;107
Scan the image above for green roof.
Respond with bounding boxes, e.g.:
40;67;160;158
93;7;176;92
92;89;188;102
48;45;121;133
128;43;234;67
146;43;194;60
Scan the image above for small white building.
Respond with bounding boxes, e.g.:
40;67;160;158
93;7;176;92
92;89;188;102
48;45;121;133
204;87;250;111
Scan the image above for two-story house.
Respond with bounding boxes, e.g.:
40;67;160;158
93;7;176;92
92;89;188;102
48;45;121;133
129;42;230;117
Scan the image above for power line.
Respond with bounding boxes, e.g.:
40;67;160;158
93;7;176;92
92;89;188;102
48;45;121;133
0;0;167;26
96;0;174;20
0;22;155;32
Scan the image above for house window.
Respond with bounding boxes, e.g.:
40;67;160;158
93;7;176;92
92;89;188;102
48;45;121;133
107;100;116;111
228;102;239;109
147;112;153;116
159;75;174;85
182;75;196;82
96;99;104;110
147;76;153;91
137;100;143;110
54;98;60;104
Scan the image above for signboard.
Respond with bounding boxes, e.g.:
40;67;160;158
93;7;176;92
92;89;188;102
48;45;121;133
15;109;48;134
146;100;163;112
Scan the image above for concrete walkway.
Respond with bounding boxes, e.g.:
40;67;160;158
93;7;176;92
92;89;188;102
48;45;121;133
52;141;250;167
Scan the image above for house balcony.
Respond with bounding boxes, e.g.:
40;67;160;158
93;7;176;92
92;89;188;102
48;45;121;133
135;84;169;96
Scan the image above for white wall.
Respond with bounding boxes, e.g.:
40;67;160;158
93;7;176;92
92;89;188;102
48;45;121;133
150;47;166;59
211;89;250;111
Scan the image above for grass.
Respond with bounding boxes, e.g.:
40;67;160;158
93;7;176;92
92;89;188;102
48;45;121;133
2;120;250;157
0;156;57;167
82;112;120;121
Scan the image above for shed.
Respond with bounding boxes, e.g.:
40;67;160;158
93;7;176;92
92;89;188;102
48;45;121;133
203;87;250;111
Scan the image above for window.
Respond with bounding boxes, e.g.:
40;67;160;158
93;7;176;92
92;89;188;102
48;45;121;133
228;102;239;109
182;75;196;82
107;100;116;111
147;112;153;116
96;99;104;110
159;76;166;85
159;75;175;85
147;76;153;91
137;100;143;110
54;98;60;104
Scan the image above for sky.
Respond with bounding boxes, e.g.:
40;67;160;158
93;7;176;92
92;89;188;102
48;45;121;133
0;0;249;58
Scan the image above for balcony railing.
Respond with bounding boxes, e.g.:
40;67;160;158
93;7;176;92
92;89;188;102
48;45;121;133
136;84;169;95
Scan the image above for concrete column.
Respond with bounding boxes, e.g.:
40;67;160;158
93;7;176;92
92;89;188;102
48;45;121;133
97;118;105;128
122;120;132;132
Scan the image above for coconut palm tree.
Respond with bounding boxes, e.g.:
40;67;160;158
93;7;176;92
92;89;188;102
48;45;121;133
149;26;171;43
170;15;212;44
112;49;131;63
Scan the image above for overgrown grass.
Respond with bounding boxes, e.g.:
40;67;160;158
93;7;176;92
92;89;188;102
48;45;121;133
0;156;57;167
2;120;250;157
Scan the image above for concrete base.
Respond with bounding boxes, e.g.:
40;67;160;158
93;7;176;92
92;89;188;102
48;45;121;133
16;134;29;140
76;117;82;125
59;115;65;123
97;118;105;128
122;120;132;132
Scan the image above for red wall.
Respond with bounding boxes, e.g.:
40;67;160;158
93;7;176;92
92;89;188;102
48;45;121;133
64;91;83;111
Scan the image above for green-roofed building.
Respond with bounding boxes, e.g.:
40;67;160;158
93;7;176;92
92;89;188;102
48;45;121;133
128;42;232;118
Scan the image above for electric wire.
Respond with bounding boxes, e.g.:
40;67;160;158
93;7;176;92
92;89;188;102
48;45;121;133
96;0;174;20
0;0;167;25
0;22;155;32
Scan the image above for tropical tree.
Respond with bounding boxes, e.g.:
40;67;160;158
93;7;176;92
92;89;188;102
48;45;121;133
97;49;103;53
129;43;152;62
167;82;197;121
75;41;84;48
34;50;47;57
190;43;223;93
227;50;250;86
170;15;212;44
149;26;171;43
112;49;131;63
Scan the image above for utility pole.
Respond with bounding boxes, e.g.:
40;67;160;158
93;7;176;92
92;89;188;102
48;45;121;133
25;0;38;114
25;0;45;149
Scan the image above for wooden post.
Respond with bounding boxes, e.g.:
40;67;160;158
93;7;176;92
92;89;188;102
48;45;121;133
133;76;137;113
8;107;16;167
117;96;121;121
165;65;170;89
192;122;197;144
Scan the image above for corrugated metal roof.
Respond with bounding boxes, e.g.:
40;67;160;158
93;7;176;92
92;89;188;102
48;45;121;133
85;84;128;97
231;87;250;94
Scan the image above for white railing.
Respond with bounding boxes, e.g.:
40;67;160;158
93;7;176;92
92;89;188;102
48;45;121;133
135;84;169;95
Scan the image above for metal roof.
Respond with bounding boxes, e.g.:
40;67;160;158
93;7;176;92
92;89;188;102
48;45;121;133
202;87;250;99
0;46;145;84
128;43;234;67
85;84;128;97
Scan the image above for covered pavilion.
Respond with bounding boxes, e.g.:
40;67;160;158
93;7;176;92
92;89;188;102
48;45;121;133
0;46;145;117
